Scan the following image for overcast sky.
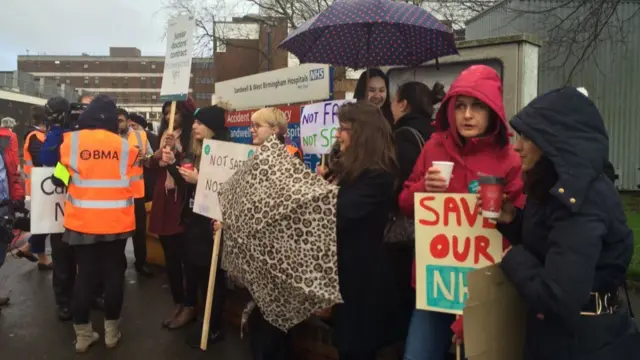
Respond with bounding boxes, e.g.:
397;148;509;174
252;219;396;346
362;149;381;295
0;0;172;70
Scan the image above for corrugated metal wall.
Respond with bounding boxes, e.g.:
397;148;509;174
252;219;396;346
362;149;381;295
466;1;640;190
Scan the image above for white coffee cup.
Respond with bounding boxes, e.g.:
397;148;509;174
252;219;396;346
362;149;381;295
432;161;454;187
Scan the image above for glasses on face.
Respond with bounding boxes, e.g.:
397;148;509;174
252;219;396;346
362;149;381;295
251;122;268;131
336;125;352;134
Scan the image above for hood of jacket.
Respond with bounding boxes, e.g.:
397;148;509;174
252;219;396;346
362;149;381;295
510;87;608;212
434;65;508;149
76;95;118;133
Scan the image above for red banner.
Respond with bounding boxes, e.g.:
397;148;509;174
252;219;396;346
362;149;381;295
225;105;302;127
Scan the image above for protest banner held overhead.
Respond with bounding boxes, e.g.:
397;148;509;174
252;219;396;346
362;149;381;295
193;140;257;220
414;193;503;314
30;168;66;234
299;99;354;155
160;14;195;101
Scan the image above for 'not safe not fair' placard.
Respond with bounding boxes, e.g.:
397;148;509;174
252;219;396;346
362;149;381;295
193;140;256;220
414;193;503;315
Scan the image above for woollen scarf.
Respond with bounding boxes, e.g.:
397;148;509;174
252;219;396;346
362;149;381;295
159;129;182;192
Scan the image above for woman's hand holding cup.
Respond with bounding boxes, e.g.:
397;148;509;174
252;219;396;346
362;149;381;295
476;193;516;224
424;167;449;192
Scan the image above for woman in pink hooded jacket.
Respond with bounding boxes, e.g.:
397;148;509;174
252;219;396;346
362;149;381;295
398;65;526;360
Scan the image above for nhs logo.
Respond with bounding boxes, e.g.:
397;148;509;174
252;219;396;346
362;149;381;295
309;68;325;81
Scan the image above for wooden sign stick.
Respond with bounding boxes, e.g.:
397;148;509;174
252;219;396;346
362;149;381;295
167;101;177;135
200;227;223;351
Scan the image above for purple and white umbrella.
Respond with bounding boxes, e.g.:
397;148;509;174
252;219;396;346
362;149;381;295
279;0;458;68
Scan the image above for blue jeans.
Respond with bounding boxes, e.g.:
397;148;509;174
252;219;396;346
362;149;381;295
28;233;47;254
404;309;464;360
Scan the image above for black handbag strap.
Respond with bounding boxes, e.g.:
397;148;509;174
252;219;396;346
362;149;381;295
395;126;425;151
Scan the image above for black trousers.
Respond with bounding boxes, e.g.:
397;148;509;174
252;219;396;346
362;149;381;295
132;197;148;267
72;239;127;324
159;233;194;306
50;233;74;308
249;307;293;360
186;264;226;332
338;352;376;360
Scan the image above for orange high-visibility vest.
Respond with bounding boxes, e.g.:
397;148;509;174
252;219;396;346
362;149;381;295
23;130;46;196
59;129;138;235
126;129;147;199
286;144;302;159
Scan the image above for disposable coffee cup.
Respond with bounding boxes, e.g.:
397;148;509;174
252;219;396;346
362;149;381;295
432;161;454;187
479;176;505;219
182;158;194;171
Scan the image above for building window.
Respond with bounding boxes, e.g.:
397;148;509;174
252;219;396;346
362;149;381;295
123;77;128;86
84;64;88;69
141;61;146;65
84;79;89;85
94;77;99;85
151;63;156;69
151;78;157;86
65;79;70;85
112;79;118;87
151;95;157;100
55;76;60;81
54;60;60;65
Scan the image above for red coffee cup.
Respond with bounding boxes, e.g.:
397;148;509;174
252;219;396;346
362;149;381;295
182;158;194;171
479;176;505;219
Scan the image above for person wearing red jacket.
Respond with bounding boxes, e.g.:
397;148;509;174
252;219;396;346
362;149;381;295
0;123;26;204
398;65;525;360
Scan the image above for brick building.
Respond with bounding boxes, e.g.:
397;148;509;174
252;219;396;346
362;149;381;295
16;15;289;119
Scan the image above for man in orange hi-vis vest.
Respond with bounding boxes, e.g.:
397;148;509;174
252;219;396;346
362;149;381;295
117;109;154;277
53;95;137;353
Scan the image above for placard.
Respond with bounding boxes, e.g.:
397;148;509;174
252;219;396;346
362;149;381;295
414;193;503;314
193;140;256;220
160;14;196;101
30;168;66;234
299;99;354;155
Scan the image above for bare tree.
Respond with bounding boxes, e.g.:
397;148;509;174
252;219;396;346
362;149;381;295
162;0;272;62
429;0;639;82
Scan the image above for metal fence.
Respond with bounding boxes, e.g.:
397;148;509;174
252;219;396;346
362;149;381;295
0;70;86;102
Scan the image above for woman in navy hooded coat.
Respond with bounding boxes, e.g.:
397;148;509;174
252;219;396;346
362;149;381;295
495;87;638;359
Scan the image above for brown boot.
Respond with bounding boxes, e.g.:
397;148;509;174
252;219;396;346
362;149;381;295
168;306;196;329
162;304;183;327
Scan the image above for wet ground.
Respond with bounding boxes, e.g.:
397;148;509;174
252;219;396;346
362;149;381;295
2;243;640;360
0;242;252;360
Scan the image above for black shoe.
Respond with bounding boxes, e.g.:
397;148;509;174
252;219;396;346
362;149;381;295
16;250;38;263
57;306;72;321
135;265;154;277
37;262;54;271
186;325;225;349
0;296;9;306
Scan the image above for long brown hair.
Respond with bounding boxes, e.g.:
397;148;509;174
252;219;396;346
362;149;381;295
334;102;398;182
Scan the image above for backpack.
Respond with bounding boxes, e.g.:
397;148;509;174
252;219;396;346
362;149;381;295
0;136;11;203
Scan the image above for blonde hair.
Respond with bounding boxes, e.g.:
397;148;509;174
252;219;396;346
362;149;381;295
251;107;288;137
191;126;215;161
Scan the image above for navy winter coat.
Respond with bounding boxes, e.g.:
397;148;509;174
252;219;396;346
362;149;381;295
498;87;638;359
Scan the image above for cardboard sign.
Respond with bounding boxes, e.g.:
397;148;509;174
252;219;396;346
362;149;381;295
299;99;354;155
30;168;65;234
193;140;256;220
463;264;526;360
414;193;503;314
160;14;196;101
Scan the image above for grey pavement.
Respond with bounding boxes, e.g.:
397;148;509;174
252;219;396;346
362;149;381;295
0;242;252;360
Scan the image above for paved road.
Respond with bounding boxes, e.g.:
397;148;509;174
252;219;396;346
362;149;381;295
0;243;251;360
2;243;640;360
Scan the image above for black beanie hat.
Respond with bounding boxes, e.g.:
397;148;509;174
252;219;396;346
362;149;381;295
194;105;226;133
76;94;118;133
129;113;148;128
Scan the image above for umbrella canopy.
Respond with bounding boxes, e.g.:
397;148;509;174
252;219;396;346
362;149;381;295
218;136;342;331
279;0;458;68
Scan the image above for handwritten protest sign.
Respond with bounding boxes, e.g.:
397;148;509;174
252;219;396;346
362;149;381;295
160;14;195;101
414;193;502;314
193;140;256;220
299;99;354;155
30;168;66;234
